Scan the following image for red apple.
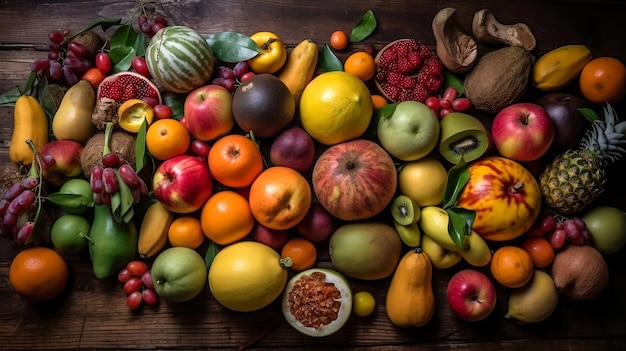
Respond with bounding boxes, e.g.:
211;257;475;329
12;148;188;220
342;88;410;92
269;126;316;173
312;139;397;221
491;103;555;161
249;222;290;252
182;84;235;141
296;202;338;243
152;155;213;213
446;269;497;322
40;140;84;187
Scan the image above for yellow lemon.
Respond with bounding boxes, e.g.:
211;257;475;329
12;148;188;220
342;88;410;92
398;157;448;208
299;71;373;145
117;98;154;133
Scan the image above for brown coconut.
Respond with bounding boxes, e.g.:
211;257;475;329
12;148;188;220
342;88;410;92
463;46;535;113
80;130;137;177
551;245;609;301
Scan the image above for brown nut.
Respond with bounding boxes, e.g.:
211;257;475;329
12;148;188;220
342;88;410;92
472;9;536;51
432;8;478;74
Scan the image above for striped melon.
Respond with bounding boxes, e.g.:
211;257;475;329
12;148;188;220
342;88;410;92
146;26;214;93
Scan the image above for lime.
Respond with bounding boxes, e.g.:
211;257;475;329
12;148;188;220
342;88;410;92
58;178;94;214
51;214;91;254
352;291;376;317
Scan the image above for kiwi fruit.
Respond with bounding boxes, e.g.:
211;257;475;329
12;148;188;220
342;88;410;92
390;194;420;225
438;112;490;164
551;245;609;301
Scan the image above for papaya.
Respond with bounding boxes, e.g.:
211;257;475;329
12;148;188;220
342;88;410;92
9;95;49;167
88;204;138;279
385;248;435;328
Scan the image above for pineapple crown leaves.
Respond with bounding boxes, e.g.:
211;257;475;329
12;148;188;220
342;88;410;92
581;103;626;165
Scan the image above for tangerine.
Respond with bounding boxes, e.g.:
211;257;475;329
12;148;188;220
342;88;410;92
81;67;106;88
145;118;191;160
344;51;376;81
371;94;388;110
200;190;255;245
330;30;349;50
281;237;317;272
579;56;626;104
9;247;69;302
490;246;534;288
168;216;205;249
521;237;555;269
207;134;264;188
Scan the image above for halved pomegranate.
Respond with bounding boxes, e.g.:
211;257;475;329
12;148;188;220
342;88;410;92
96;71;162;107
374;39;444;103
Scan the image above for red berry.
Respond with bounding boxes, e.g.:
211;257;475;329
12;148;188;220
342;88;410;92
191;140;211;158
240;71;256;83
126;291;143;310
451;97;472;111
424;96;440;110
131;56;151;78
95;53;111;74
442;86;458;101
153;104;173;119
123;277;144;294
439;108;453;118
439;98;452;109
141;271;154;290
142;288;159;306
118;268;132;283
126;261;148;276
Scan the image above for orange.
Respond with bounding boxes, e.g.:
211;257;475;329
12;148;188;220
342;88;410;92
81;67;106;88
9;247;69;302
521;237;555;269
371;94;388;110
281;237;317;271
579;56;626;104
490;246;534;288
249;166;312;230
330;30;349;50
168;216;205;249
207;134;264;188
117;98;155;133
344;51;376;81
145;118;191;161
200;190;255;245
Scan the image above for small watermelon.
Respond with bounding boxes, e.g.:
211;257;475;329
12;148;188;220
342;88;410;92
146;26;214;93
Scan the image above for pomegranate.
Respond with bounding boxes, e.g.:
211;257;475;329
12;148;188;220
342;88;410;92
374;39;444;102
312;139;397;221
96;71;162;107
456;156;542;241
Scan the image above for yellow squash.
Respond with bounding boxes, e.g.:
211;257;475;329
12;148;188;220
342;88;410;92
532;44;592;91
52;79;96;143
385;248;435;328
9;95;49;167
277;39;318;106
137;201;175;258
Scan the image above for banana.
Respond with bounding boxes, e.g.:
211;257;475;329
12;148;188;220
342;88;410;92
459;231;492;267
420;234;462;269
393;220;421;247
418;206;466;251
505;270;559;323
532;44;592;91
137;201;175;258
277;39;318;106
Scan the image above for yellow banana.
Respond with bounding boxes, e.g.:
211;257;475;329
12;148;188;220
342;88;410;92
532;44;592;91
505;270;559;323
420;234;462;269
393;220;421;247
418;206;465;252
137;201;175;258
277;39;318;106
459;231;492;267
9;95;49;167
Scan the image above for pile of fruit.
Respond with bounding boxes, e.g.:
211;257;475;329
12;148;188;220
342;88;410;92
2;3;626;341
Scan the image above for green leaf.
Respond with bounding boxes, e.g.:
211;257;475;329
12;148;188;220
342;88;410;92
446;206;475;250
114;169;135;223
205;241;220;269
442;159;470;209
133;32;147;57
444;71;464;96
110;24;138;49
135;118;148;173
362;102;398;139
109;46;135;73
205;32;259;63
0;87;22;106
44;193;94;210
579;107;600;122
319;44;344;72
350;10;377;42
162;92;186;119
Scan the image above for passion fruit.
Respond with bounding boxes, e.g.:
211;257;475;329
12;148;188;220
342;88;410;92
282;268;352;337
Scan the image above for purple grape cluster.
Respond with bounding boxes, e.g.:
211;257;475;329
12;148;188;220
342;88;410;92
31;29;92;85
0;177;40;244
538;213;592;250
212;61;256;93
89;152;148;206
137;14;168;37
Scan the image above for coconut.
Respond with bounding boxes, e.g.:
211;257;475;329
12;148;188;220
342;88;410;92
69;31;105;60
551;245;609;301
80;131;137;177
463;46;535;113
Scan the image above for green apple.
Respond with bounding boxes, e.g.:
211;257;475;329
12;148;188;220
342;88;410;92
581;206;626;256
151;247;208;302
377;101;440;161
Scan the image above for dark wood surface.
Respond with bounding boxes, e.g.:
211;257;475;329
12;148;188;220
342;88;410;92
1;1;626;350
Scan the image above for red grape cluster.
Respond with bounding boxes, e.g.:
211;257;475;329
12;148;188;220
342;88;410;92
0;177;40;244
118;261;159;310
212;61;256;93
527;212;592;250
89;152;148;206
137;14;168;37
425;86;473;119
31;29;92;86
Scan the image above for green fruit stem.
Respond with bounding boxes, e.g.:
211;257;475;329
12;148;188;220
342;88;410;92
103;122;114;156
280;257;293;269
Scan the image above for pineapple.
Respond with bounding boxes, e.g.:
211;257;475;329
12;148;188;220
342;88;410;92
540;103;626;214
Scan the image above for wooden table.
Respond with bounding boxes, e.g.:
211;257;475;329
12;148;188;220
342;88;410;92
1;1;626;350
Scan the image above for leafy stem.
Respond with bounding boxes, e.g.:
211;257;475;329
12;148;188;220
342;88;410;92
103;122;114;156
442;158;475;249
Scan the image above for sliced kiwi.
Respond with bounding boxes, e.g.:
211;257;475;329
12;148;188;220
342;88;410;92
390;195;420;225
438;112;490;164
